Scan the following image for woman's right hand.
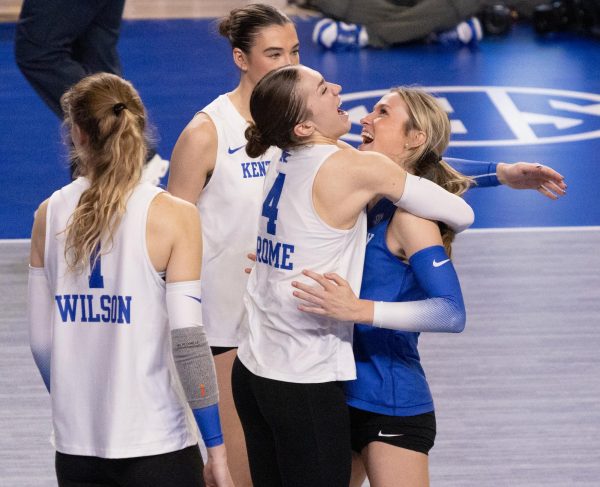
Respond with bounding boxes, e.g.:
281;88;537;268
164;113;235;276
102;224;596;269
204;445;235;487
292;270;374;324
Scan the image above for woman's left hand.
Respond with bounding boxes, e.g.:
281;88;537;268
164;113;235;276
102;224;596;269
497;162;567;199
292;270;373;323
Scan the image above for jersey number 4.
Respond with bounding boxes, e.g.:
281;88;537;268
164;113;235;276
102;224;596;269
262;172;286;235
88;245;104;289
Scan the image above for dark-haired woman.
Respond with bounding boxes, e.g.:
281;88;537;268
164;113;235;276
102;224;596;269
232;64;474;487
28;73;233;487
167;6;299;484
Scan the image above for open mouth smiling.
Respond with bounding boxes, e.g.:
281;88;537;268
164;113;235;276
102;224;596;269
361;130;374;144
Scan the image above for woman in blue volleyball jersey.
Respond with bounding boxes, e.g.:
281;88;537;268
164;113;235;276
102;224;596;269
292;86;566;487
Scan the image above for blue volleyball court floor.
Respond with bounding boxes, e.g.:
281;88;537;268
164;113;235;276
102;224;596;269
1;18;599;238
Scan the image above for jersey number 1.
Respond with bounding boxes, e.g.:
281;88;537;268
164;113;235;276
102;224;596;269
262;172;286;235
89;244;104;289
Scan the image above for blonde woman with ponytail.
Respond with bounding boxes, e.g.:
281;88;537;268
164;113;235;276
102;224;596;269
28;73;233;487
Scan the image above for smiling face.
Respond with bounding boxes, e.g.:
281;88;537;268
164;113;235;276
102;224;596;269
358;92;419;166
237;23;300;86
359;89;452;173
296;66;350;140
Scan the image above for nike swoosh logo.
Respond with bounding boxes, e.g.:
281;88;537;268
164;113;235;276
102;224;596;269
378;431;404;438
185;295;202;304
228;144;246;154
432;258;450;268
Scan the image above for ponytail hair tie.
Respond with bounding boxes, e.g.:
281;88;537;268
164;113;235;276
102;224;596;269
113;103;127;116
419;149;441;167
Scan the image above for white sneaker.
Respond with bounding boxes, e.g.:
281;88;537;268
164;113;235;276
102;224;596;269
434;17;483;46
141;153;169;186
312;18;369;50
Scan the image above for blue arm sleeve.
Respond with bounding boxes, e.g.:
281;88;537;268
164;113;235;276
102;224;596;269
193;404;224;448
445;157;500;187
372;245;466;333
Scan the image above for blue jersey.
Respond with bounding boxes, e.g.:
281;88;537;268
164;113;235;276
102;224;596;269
348;159;480;415
367;197;395;228
345;215;434;416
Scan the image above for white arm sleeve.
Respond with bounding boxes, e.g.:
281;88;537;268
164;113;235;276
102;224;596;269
373;299;466;333
394;173;475;233
165;280;204;331
28;266;52;392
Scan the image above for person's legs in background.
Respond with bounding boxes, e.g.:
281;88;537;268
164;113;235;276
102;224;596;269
14;0;168;183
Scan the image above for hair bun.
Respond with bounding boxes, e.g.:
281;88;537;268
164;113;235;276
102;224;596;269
218;16;231;38
245;123;269;158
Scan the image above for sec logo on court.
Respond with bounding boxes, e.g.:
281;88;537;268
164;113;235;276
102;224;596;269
341;86;600;147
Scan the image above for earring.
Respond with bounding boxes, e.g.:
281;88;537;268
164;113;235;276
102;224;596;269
404;143;409;149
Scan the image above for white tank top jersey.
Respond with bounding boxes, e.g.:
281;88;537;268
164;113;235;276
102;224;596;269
238;144;367;383
198;94;279;347
44;178;199;458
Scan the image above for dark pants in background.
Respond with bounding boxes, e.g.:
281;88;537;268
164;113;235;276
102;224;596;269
309;0;481;46
14;0;161;179
14;0;125;118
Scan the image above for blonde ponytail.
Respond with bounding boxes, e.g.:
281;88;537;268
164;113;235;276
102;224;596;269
60;73;147;272
390;87;473;256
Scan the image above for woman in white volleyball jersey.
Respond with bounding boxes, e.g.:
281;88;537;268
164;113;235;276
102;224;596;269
28;73;233;487
230;64;474;487
167;5;300;485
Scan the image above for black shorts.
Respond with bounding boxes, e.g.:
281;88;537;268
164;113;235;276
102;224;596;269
55;444;204;487
210;346;236;356
349;406;436;455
